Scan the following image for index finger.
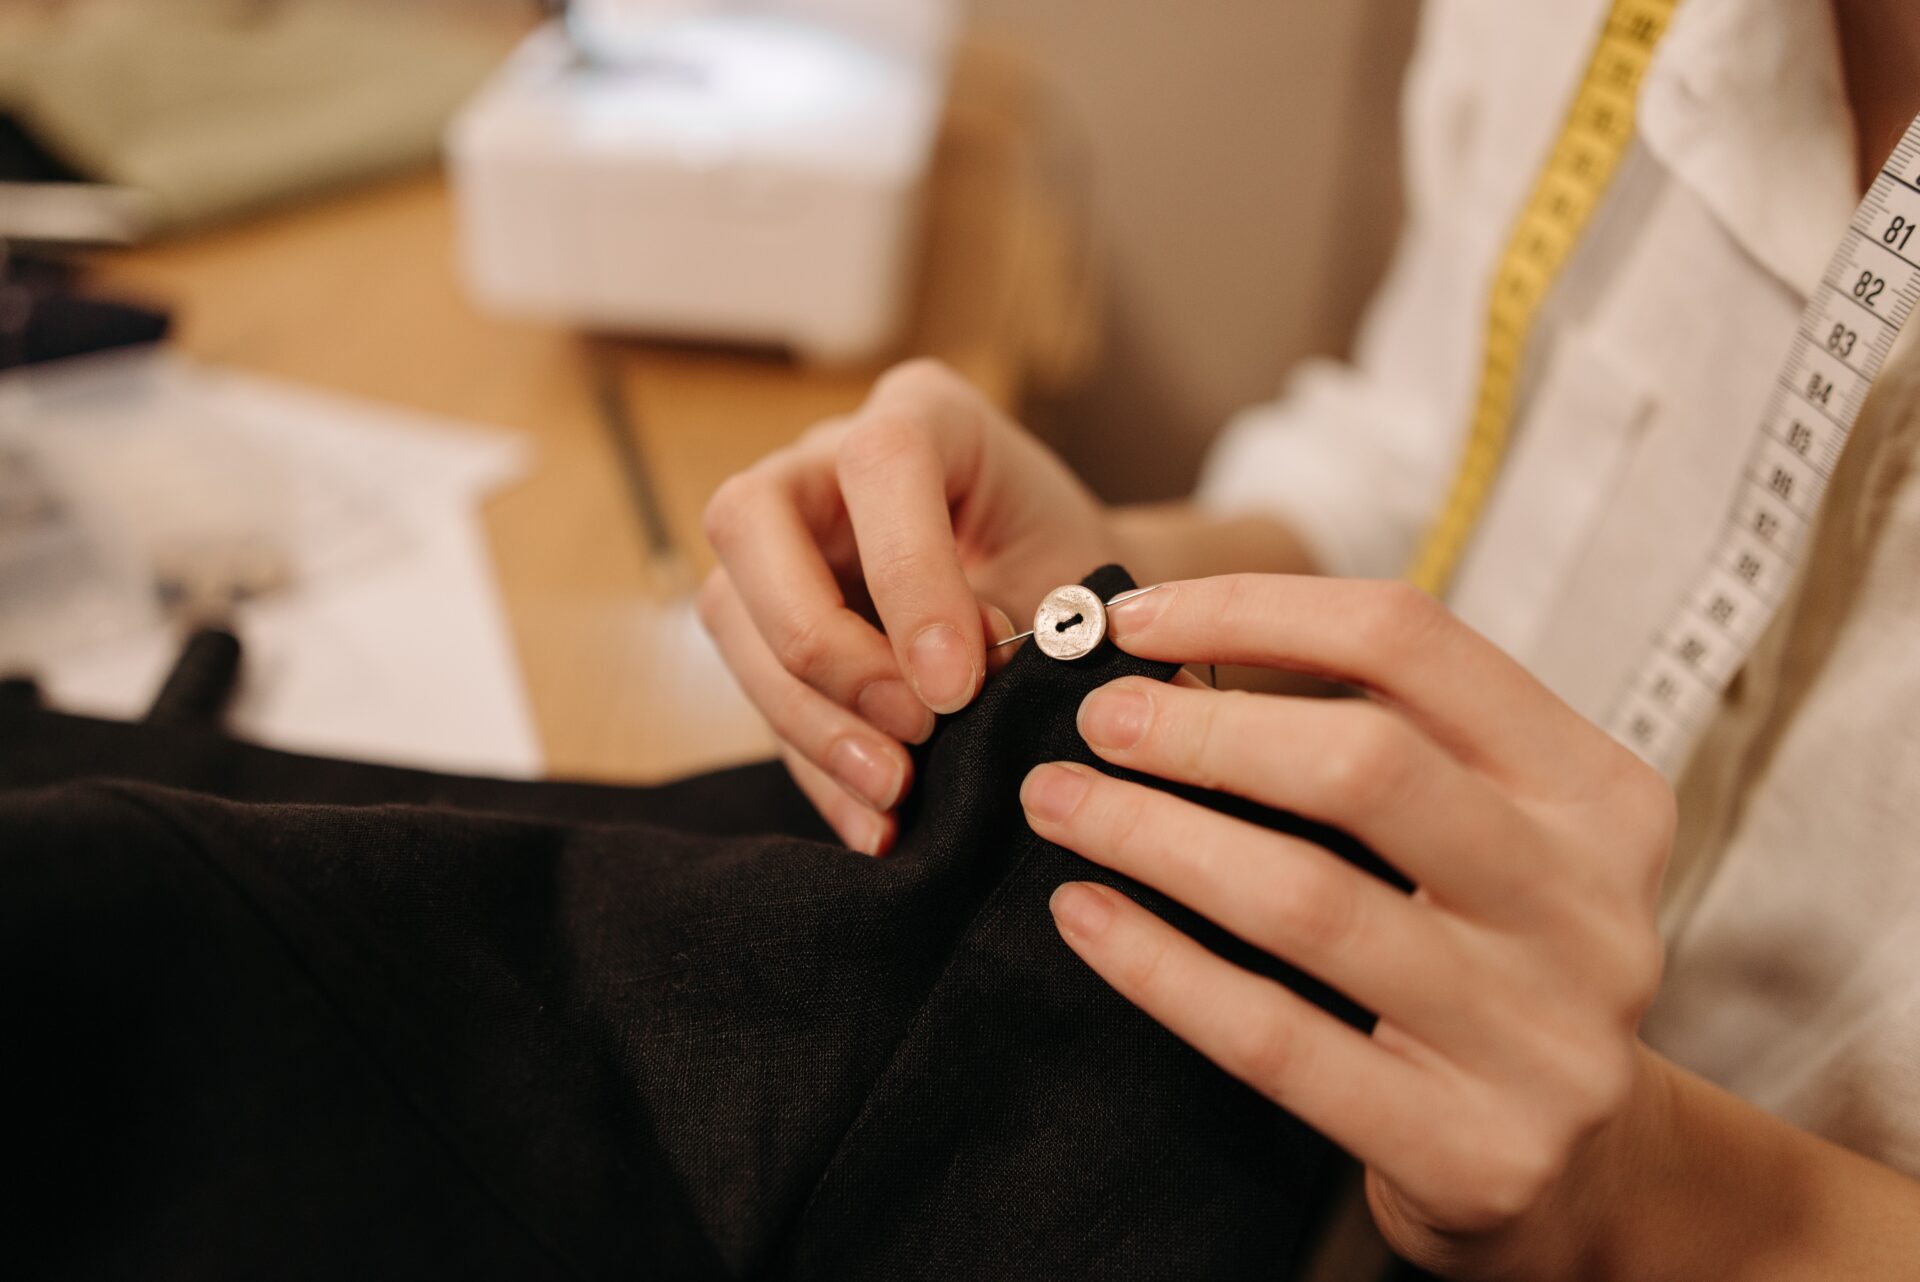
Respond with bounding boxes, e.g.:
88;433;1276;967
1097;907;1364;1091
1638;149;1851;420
1106;575;1629;791
835;362;993;715
705;454;933;744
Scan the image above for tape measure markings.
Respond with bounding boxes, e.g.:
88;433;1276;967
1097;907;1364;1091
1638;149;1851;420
1397;0;1918;776
1608;115;1920;775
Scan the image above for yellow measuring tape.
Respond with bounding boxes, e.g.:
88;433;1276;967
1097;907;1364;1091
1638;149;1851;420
1406;0;1682;596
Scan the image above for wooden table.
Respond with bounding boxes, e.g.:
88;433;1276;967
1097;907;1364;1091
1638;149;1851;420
85;47;1087;782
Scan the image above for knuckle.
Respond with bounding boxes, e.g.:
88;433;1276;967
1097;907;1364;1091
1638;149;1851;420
702;471;762;549
1265;861;1357;959
1533;1028;1637;1137
1472;1137;1561;1225
1596;918;1666;1014
1614;775;1678;909
1180;688;1248;790
1621;930;1667;1007
798;415;851;449
863;536;944;596
1619;761;1679;867
1550;895;1664;1020
1312;707;1416;816
770;612;835;685
1429;1106;1567;1229
1226;1015;1308;1100
1097;780;1154;851
1114;926;1173;995
873;356;963;402
1353;580;1450;661
1212;573;1269;635
835;414;927;481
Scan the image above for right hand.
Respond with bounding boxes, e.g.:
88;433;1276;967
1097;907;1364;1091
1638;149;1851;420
699;359;1127;855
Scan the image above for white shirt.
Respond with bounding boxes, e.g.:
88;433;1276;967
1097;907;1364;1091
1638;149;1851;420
1198;0;1920;1176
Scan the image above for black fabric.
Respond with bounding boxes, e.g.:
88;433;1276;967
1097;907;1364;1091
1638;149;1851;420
1;566;1404;1280
0;113;87;183
0;285;172;370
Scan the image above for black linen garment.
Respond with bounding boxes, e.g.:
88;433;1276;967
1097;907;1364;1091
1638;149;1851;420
0;567;1402;1280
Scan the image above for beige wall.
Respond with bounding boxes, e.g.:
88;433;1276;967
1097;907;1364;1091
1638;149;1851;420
965;0;1420;501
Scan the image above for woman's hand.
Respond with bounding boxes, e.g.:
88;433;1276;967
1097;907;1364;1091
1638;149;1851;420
699;360;1127;855
1020;574;1676;1280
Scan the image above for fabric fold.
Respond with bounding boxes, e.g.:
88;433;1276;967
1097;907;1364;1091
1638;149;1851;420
2;566;1400;1280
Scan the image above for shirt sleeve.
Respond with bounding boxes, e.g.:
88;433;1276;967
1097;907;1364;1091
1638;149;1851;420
1196;353;1455;582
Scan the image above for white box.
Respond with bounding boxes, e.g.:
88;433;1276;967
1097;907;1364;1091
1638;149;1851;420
447;4;955;364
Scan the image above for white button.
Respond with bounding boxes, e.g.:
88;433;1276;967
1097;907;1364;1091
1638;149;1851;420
1033;584;1107;660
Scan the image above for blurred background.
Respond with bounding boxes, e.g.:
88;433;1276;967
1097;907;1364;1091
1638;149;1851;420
970;0;1414;500
0;0;1415;782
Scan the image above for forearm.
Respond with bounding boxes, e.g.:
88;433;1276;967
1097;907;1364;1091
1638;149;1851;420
1110;501;1321;586
1601;1050;1920;1281
1475;1047;1920;1281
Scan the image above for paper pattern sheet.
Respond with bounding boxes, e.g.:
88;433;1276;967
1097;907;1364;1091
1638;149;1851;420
21;356;543;778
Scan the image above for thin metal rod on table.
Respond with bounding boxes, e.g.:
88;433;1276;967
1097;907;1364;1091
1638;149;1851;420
590;351;688;591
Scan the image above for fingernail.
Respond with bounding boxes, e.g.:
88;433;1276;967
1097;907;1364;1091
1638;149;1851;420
1107;583;1172;638
1021;762;1090;824
1078;685;1151;750
908;624;977;714
827;736;904;811
856;679;935;745
1050;882;1113;941
845;809;888;858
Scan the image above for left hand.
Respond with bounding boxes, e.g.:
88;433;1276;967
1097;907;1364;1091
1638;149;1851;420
1019;575;1676;1279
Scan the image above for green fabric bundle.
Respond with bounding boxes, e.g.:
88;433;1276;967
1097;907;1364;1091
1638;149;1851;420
0;0;511;232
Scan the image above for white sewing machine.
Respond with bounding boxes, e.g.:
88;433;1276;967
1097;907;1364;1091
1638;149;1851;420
447;0;956;364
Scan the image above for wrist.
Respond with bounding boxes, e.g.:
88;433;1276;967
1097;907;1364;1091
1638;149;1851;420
1109;502;1320;585
1384;1044;1677;1282
1496;1044;1920;1282
1532;1042;1683;1282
